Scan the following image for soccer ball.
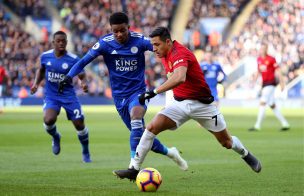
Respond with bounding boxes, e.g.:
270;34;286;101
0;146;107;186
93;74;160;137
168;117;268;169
136;167;162;192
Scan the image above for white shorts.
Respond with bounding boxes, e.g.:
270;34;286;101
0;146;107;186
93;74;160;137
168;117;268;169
260;85;275;105
158;99;227;132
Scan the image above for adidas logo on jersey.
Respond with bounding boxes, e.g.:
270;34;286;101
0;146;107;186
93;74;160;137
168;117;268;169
47;61;52;66
111;50;118;54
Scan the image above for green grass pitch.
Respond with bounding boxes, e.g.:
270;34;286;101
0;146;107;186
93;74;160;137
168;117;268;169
0;106;303;195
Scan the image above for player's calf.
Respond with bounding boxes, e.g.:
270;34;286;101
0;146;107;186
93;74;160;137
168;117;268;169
43;123;61;155
77;127;91;162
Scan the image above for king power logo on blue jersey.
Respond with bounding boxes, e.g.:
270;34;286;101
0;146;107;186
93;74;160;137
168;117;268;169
115;58;138;72
47;72;66;83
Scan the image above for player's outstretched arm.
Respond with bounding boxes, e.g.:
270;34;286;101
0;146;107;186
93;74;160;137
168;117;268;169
59;53;96;93
67;53;96;78
31;67;45;95
139;66;188;105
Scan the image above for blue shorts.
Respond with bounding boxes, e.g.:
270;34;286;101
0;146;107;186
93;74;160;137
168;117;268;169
43;97;84;121
210;87;219;101
113;92;147;131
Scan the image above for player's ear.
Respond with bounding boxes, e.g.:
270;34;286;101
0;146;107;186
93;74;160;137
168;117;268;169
166;38;171;45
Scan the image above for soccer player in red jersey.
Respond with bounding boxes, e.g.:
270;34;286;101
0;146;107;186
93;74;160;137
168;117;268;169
0;63;8;97
0;63;9;113
248;44;290;131
114;27;262;180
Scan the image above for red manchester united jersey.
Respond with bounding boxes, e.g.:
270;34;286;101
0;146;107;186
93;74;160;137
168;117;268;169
161;41;212;100
257;55;278;86
0;66;6;84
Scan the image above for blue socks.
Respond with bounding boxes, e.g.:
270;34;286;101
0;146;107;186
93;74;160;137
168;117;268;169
130;120;168;158
43;123;60;139
77;127;89;155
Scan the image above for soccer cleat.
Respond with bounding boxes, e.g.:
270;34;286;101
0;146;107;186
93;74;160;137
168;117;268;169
280;126;290;131
52;134;61;155
82;153;92;163
113;167;139;181
242;152;262;173
248;127;260;131
168;147;188;171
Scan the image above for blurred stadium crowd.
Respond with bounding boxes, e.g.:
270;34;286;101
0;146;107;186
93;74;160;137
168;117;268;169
0;0;303;99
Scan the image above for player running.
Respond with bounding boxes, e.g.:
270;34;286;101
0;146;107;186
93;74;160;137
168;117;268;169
200;52;226;107
31;31;91;163
58;12;188;172
114;27;262;180
248;44;290;131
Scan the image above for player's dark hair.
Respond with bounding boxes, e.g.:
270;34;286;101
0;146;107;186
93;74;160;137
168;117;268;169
109;12;129;25
53;31;67;39
149;27;172;42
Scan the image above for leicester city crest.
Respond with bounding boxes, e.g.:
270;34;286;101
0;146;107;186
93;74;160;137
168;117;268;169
62;63;69;69
131;46;138;54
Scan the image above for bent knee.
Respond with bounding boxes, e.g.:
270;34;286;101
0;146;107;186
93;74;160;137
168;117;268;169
146;123;156;132
146;123;162;135
44;117;56;126
73;120;85;130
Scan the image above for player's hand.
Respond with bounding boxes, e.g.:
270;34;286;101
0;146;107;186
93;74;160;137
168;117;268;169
58;75;72;94
30;84;38;95
138;90;157;105
81;80;89;93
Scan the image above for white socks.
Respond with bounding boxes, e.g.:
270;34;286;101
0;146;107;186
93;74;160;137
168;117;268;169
166;148;175;158
255;105;289;129
272;107;289;127
255;105;266;129
231;136;248;157
133;129;156;170
129;158;135;169
77;127;89;136
43;123;56;130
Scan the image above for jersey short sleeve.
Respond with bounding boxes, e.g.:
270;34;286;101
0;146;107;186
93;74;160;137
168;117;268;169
170;51;188;70
142;36;153;51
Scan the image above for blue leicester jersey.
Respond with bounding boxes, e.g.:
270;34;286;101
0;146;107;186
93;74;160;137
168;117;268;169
88;31;153;98
40;49;80;100
200;62;226;88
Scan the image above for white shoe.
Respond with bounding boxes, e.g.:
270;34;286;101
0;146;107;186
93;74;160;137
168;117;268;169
168;147;188;171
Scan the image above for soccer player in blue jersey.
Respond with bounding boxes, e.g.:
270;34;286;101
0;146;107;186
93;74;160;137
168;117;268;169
31;31;91;163
59;12;188;175
200;52;227;107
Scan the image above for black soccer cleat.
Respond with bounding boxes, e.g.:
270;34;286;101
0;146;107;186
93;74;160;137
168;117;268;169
248;127;260;131
280;126;290;131
242;152;262;173
113;167;139;181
